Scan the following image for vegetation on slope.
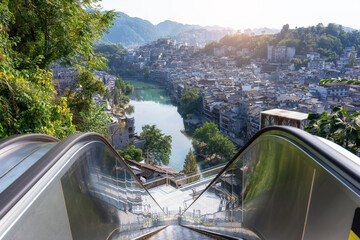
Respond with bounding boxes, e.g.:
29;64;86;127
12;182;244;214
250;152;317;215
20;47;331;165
0;0;116;139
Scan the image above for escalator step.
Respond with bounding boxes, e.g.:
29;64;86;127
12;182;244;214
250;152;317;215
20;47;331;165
147;225;216;240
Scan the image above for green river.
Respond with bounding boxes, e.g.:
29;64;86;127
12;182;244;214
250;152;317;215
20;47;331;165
125;79;193;171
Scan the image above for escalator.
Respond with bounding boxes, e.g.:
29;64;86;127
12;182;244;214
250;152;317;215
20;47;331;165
138;225;217;240
0;126;360;239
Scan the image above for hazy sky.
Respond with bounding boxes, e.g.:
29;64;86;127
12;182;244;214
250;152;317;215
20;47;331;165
100;0;360;30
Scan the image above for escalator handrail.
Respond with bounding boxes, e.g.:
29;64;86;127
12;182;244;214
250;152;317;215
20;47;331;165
182;125;360;214
0;132;166;220
0;134;59;150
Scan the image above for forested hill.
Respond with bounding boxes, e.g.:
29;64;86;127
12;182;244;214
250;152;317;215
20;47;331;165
100;12;234;47
204;23;360;61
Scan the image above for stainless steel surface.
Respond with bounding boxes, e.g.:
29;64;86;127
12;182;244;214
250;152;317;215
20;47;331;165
0;138;167;240
303;165;360;239
181;130;360;240
0;142;56;193
0;141;88;240
2;128;360;240
2;181;72;240
242;136;314;240
60;141;167;240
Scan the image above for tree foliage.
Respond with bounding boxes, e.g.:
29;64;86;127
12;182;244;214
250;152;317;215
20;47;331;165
7;0;116;70
111;77;133;108
291;58;310;70
94;44;127;73
209;23;360;61
236;56;251;67
203;41;219;55
180;84;201;116
75;103;111;137
140;124;172;165
192;122;236;165
0;4;75;139
347;49;357;67
305;106;360;153
306;78;360;153
182;149;199;183
0;65;75;139
118;144;144;162
0;0;116;139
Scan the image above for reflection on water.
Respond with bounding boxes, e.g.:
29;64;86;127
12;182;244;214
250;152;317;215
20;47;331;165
125;79;194;171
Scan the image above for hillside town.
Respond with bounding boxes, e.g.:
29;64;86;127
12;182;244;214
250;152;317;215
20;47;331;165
51;36;360;148
99;38;359;146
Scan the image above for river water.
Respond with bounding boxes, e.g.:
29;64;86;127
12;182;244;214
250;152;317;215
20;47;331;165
125;79;193;171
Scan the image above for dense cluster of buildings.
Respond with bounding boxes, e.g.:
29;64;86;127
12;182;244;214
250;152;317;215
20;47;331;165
120;38;360;146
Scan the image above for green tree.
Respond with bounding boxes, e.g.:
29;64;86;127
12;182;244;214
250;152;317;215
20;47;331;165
347;49;357;67
105;89;111;101
76;103;111;137
0;0;116;139
111;77;133;107
140;124;172;165
305;78;360;153
305;106;360;153
143;66;150;79
94;44;127;73
180;86;201;116
291;58;310;70
192;122;236;165
118;144;144;162
0;65;76;139
67;69;109;134
203;41;219;55
0;4;76;139
318;48;339;62
7;0;116;70
182;149;200;183
236;56;251;67
318;34;343;55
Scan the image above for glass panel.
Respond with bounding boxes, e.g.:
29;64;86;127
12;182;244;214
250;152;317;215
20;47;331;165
0;142;56;194
181;134;316;240
60;141;166;240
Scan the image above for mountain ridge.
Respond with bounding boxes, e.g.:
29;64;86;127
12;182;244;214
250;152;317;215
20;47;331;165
101;12;235;47
101;12;359;48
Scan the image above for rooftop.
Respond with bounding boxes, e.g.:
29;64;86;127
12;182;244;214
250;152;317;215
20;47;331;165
261;108;309;120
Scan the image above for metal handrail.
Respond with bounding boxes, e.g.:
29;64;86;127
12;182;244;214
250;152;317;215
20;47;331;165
0;132;165;219
182;125;360;214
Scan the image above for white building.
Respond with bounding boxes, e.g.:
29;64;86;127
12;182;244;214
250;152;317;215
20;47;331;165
267;46;296;62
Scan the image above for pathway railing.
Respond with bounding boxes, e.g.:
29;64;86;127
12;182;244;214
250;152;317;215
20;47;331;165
143;163;227;190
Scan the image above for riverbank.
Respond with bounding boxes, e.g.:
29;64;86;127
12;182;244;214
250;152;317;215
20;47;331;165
124;79;194;172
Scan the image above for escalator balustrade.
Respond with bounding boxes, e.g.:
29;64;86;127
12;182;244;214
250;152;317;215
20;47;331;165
0;127;360;240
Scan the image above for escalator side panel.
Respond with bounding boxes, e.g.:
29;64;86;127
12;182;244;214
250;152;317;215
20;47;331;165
181;133;358;240
1;180;72;240
0;138;166;240
303;164;360;239
59;141;166;240
0;143;56;194
242;136;314;239
60;143;119;240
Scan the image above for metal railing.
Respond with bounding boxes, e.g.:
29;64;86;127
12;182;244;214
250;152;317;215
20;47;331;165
143;163;227;190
